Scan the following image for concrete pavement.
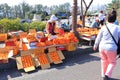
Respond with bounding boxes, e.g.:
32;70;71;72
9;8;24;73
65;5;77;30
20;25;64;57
0;46;120;80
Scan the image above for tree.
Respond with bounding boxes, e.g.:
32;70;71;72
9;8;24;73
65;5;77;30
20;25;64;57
80;0;93;27
72;0;81;41
71;0;93;42
20;1;30;18
35;4;43;14
108;0;120;9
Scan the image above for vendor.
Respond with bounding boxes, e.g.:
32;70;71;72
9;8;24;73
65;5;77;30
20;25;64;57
45;15;58;35
77;15;82;27
90;17;100;29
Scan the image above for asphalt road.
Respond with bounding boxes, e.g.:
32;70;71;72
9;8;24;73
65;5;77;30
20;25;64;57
0;46;120;80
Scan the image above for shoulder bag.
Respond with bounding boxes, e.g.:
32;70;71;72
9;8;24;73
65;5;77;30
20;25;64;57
105;23;120;55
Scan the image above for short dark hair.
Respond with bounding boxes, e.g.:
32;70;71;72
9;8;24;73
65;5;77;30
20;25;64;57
100;10;103;13
80;15;82;20
107;13;116;22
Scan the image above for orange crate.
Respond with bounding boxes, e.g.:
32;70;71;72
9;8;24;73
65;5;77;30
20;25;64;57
39;37;48;42
0;33;7;42
29;29;36;33
5;39;17;46
49;51;61;63
65;43;77;51
22;43;29;51
37;54;49;65
6;42;20;56
20;32;27;39
21;55;34;68
0;48;9;52
0;48;9;60
0;53;8;60
34;48;44;56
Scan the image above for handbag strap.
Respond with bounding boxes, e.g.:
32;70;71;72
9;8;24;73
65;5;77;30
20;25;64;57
105;23;118;45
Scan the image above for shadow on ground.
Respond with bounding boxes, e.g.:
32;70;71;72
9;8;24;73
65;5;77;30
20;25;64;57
51;45;100;69
0;59;22;80
0;45;119;80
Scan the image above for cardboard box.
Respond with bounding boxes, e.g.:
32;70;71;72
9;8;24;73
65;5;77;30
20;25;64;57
48;46;56;53
47;53;52;63
21;49;34;56
47;51;62;64
16;55;35;72
40;63;50;69
65;43;77;51
57;50;65;60
22;43;29;51
29;29;36;33
20;32;27;39
24;66;35;72
0;48;13;62
16;57;23;70
37;54;51;69
34;48;45;56
0;33;7;42
5;39;17;46
6;42;19;56
54;60;63;64
33;57;40;67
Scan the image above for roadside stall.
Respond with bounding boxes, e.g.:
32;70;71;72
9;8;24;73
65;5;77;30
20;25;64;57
0;29;78;72
77;27;99;46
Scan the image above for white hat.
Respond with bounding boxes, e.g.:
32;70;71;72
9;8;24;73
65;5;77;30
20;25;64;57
47;20;52;23
95;17;99;21
50;15;58;21
95;17;99;20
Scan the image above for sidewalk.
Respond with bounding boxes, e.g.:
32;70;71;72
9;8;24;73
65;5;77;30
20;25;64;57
0;46;120;80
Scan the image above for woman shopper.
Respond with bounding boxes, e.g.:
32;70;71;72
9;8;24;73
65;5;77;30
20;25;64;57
93;13;120;80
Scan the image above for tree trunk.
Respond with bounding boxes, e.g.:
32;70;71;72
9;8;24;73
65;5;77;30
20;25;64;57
81;0;93;27
81;0;85;27
72;0;81;41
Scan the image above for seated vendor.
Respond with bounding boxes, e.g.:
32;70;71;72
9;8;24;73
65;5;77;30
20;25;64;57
77;16;83;27
45;15;58;35
90;17;100;29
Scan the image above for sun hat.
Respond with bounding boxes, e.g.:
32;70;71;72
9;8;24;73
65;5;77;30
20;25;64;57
50;15;58;21
47;19;52;23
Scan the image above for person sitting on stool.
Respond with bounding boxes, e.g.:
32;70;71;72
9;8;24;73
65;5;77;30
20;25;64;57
90;17;100;29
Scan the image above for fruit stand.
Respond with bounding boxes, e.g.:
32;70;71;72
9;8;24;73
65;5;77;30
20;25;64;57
0;29;78;72
77;27;99;45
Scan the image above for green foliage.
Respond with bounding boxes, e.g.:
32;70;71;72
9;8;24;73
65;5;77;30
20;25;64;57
0;18;22;32
30;21;46;31
0;18;46;33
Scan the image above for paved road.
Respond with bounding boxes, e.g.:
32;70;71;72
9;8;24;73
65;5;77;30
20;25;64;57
0;46;120;80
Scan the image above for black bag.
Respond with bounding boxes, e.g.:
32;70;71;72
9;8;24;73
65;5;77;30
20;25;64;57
105;23;120;55
117;39;120;55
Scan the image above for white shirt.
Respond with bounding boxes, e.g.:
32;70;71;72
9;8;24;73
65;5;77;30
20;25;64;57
99;13;105;21
94;23;120;51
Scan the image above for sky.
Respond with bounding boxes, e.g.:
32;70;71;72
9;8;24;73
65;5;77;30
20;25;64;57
0;0;112;7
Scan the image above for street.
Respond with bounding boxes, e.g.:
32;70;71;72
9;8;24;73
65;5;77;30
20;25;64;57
0;46;120;80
